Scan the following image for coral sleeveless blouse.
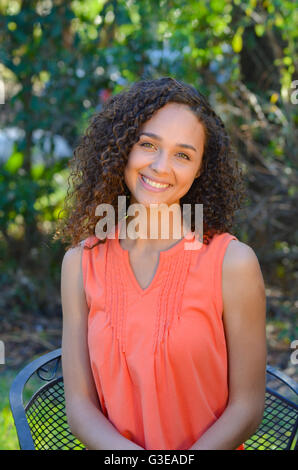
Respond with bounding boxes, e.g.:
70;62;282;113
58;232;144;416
82;222;245;450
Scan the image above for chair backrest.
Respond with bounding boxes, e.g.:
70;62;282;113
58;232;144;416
10;348;298;450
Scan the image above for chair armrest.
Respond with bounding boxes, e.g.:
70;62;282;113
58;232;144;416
266;364;298;395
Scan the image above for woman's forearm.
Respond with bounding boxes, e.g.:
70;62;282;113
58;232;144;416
188;402;262;450
67;397;144;450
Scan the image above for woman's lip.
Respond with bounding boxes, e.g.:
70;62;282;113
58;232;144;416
139;174;172;192
140;173;172;185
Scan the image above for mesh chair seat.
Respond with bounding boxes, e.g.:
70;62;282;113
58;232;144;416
9;348;298;450
25;377;84;450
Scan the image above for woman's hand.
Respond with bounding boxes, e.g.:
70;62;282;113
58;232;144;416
118;437;145;450
121;442;145;450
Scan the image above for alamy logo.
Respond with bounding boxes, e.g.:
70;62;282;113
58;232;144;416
94;197;204;251
0;340;5;364
290;80;298;104
0;78;5;104
290;340;298;365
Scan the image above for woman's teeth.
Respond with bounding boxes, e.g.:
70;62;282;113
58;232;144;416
141;175;170;188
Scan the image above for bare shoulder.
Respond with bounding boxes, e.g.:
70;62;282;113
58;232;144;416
224;239;259;266
61;242;85;270
222;239;266;310
61;241;88;322
61;243;87;298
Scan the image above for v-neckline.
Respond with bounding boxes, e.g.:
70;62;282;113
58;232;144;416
123;249;162;296
113;221;194;297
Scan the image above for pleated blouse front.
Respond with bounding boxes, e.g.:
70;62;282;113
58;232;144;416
82;222;245;450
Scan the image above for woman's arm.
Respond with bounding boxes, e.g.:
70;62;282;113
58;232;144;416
61;245;144;450
189;240;267;450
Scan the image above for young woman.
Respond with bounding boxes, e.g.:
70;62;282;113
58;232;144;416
57;77;267;450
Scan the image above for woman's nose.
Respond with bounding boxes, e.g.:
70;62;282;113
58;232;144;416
150;151;171;174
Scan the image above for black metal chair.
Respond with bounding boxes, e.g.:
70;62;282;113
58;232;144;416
9;348;298;450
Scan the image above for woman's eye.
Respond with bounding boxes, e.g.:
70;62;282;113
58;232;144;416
140;142;190;160
140;142;154;148
178;153;190;160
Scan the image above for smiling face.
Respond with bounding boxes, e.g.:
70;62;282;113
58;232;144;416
124;102;206;209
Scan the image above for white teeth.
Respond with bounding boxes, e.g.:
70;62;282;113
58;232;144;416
142;175;170;188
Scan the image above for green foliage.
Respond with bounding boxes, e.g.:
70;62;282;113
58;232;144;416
0;370;19;450
0;154;67;253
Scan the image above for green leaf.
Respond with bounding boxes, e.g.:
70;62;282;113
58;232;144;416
232;33;242;52
232;27;244;53
255;24;265;36
31;163;45;180
3;151;23;173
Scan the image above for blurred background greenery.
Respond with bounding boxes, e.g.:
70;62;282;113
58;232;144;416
0;0;297;449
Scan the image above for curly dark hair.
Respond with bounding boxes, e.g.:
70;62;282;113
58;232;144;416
54;76;246;251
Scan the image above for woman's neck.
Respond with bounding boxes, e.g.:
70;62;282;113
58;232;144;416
119;204;187;253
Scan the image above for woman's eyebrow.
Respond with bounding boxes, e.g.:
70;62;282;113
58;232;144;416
139;132;197;152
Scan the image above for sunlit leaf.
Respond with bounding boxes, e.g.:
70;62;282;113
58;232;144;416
3;152;23;173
